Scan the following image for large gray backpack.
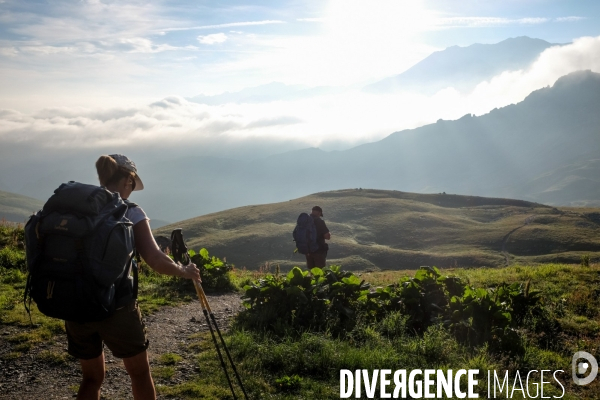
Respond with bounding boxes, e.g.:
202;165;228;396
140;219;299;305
24;182;138;322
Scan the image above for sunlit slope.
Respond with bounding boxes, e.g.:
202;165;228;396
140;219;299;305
0;190;42;223
155;189;600;270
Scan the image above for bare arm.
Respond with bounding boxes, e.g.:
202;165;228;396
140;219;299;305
133;220;200;281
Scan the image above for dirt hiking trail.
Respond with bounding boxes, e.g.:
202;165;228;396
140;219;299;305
0;292;244;399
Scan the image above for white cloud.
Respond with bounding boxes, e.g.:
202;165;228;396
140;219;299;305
296;18;326;23
4;2;166;43
434;15;586;28
198;33;227;45
194;1;438;87
18;44;78;55
119;37;186;53
555;16;586;23
436;17;549;28
165;20;285;32
0;35;598;153
0;47;18;57
464;36;600;112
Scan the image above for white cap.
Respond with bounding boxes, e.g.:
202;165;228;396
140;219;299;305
109;154;144;191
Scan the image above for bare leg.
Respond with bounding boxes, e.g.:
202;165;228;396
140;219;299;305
77;352;105;400
123;350;156;400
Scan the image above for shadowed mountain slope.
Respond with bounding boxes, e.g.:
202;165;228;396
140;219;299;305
0;190;43;223
155;189;600;270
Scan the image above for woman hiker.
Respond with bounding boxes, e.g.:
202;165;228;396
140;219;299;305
66;154;201;400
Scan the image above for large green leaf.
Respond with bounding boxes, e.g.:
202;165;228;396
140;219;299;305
288;266;305;286
199;248;209;259
341;275;361;286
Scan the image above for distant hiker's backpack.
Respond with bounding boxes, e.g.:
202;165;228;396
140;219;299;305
293;213;319;255
24;182;138;323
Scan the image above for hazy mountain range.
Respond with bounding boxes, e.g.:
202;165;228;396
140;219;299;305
363;36;559;94
2;70;599;224
143;69;600;222
1;35;599;225
187;37;560;103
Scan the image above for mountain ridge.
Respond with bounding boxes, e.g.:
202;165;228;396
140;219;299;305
364;36;559;94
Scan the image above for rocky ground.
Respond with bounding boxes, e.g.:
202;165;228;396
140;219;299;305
0;292;244;399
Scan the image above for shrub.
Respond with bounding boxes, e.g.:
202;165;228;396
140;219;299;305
190;248;235;291
239;265;556;353
0;220;25;248
240;265;369;335
275;374;302;392
581;254;591;267
0;246;26;271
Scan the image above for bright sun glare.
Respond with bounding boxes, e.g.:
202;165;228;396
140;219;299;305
279;0;435;86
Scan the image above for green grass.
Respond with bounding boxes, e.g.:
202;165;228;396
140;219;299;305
163;324;575;399
159;352;183;365
4;217;600;398
136;262;197;314
37;349;74;365
154;263;600;399
152;366;176;380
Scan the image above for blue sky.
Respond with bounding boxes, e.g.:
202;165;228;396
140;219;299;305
421;0;600;45
0;0;599;154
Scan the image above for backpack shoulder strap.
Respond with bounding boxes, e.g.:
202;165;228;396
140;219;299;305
125;199;140;298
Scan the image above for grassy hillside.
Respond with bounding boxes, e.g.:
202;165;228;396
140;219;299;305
0;190;43;224
155;189;600;270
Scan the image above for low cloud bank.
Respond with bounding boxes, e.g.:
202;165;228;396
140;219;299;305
1;36;598;157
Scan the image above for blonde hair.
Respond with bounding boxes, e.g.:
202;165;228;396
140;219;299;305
95;155;135;187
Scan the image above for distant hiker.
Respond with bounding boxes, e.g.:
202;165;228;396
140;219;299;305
50;155;199;400
293;206;331;268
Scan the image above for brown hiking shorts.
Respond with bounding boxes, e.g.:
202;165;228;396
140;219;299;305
65;300;149;360
305;252;327;268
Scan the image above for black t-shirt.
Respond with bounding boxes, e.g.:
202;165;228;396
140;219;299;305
312;215;330;253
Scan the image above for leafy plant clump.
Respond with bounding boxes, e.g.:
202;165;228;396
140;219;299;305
0;221;26;271
0;246;26;271
240;265;558;352
241;265;370;335
190;248;235;291
275;374;302;392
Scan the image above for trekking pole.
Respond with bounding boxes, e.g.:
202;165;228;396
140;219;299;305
195;279;250;400
194;279;237;399
170;229;249;400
